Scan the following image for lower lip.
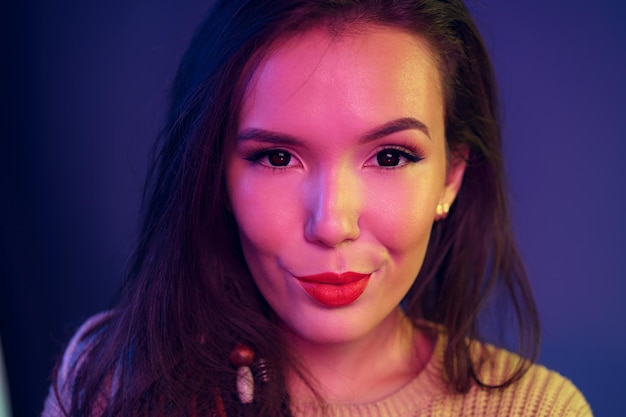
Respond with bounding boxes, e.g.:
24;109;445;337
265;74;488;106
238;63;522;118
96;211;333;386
297;274;371;307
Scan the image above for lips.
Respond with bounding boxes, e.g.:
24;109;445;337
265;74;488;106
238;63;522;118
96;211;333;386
296;272;371;307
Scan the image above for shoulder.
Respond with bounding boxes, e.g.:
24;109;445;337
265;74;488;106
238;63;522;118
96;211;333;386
55;311;113;383
484;346;591;416
432;344;593;417
41;311;114;417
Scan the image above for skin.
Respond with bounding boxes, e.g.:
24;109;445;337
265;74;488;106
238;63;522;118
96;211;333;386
226;25;466;403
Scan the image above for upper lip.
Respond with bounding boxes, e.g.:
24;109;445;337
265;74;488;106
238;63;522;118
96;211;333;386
296;271;370;285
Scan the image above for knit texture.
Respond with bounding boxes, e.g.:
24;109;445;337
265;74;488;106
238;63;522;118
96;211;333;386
41;313;593;417
291;335;592;417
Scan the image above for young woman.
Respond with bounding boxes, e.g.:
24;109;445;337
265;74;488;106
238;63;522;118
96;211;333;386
42;1;592;416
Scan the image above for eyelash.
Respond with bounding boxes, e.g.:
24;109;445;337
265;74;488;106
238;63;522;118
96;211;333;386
368;145;424;168
242;145;424;169
243;148;301;170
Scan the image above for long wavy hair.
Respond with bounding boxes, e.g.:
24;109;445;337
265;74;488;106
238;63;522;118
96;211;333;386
54;1;539;416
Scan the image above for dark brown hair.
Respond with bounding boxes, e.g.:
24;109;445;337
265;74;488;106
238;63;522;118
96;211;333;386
53;1;539;416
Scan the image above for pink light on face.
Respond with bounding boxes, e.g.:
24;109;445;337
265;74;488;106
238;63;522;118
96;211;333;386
226;25;466;345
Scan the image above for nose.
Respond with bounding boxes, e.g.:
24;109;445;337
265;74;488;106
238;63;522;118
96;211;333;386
304;166;361;247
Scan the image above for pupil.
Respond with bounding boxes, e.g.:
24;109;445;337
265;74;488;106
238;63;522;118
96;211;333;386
268;151;291;166
377;150;399;167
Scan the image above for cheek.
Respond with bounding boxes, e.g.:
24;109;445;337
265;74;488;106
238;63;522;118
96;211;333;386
363;178;439;254
228;173;298;257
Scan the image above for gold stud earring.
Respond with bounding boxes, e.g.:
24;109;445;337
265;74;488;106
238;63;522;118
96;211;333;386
435;202;450;221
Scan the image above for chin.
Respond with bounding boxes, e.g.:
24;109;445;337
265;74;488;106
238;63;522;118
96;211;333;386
280;304;391;347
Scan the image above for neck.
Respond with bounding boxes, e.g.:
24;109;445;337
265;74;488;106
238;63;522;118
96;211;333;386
284;308;434;404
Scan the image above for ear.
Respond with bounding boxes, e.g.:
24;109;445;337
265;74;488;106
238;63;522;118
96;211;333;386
436;146;468;220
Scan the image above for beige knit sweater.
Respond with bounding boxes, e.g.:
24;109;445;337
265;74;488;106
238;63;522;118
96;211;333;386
42;314;592;417
290;335;592;417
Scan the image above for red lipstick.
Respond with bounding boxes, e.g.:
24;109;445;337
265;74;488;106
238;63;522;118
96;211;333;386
296;272;371;307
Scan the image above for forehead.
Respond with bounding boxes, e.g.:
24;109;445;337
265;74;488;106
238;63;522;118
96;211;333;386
239;25;444;139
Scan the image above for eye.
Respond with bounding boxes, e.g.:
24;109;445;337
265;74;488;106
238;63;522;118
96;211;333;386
244;148;300;169
266;150;292;167
368;147;423;168
377;149;402;167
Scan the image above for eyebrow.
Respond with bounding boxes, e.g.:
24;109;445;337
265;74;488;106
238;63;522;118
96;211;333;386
360;117;430;143
235;117;430;145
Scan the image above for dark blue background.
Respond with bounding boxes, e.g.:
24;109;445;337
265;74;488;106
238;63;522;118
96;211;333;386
2;1;624;416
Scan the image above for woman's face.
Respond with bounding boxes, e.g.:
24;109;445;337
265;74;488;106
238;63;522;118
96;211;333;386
226;26;464;345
